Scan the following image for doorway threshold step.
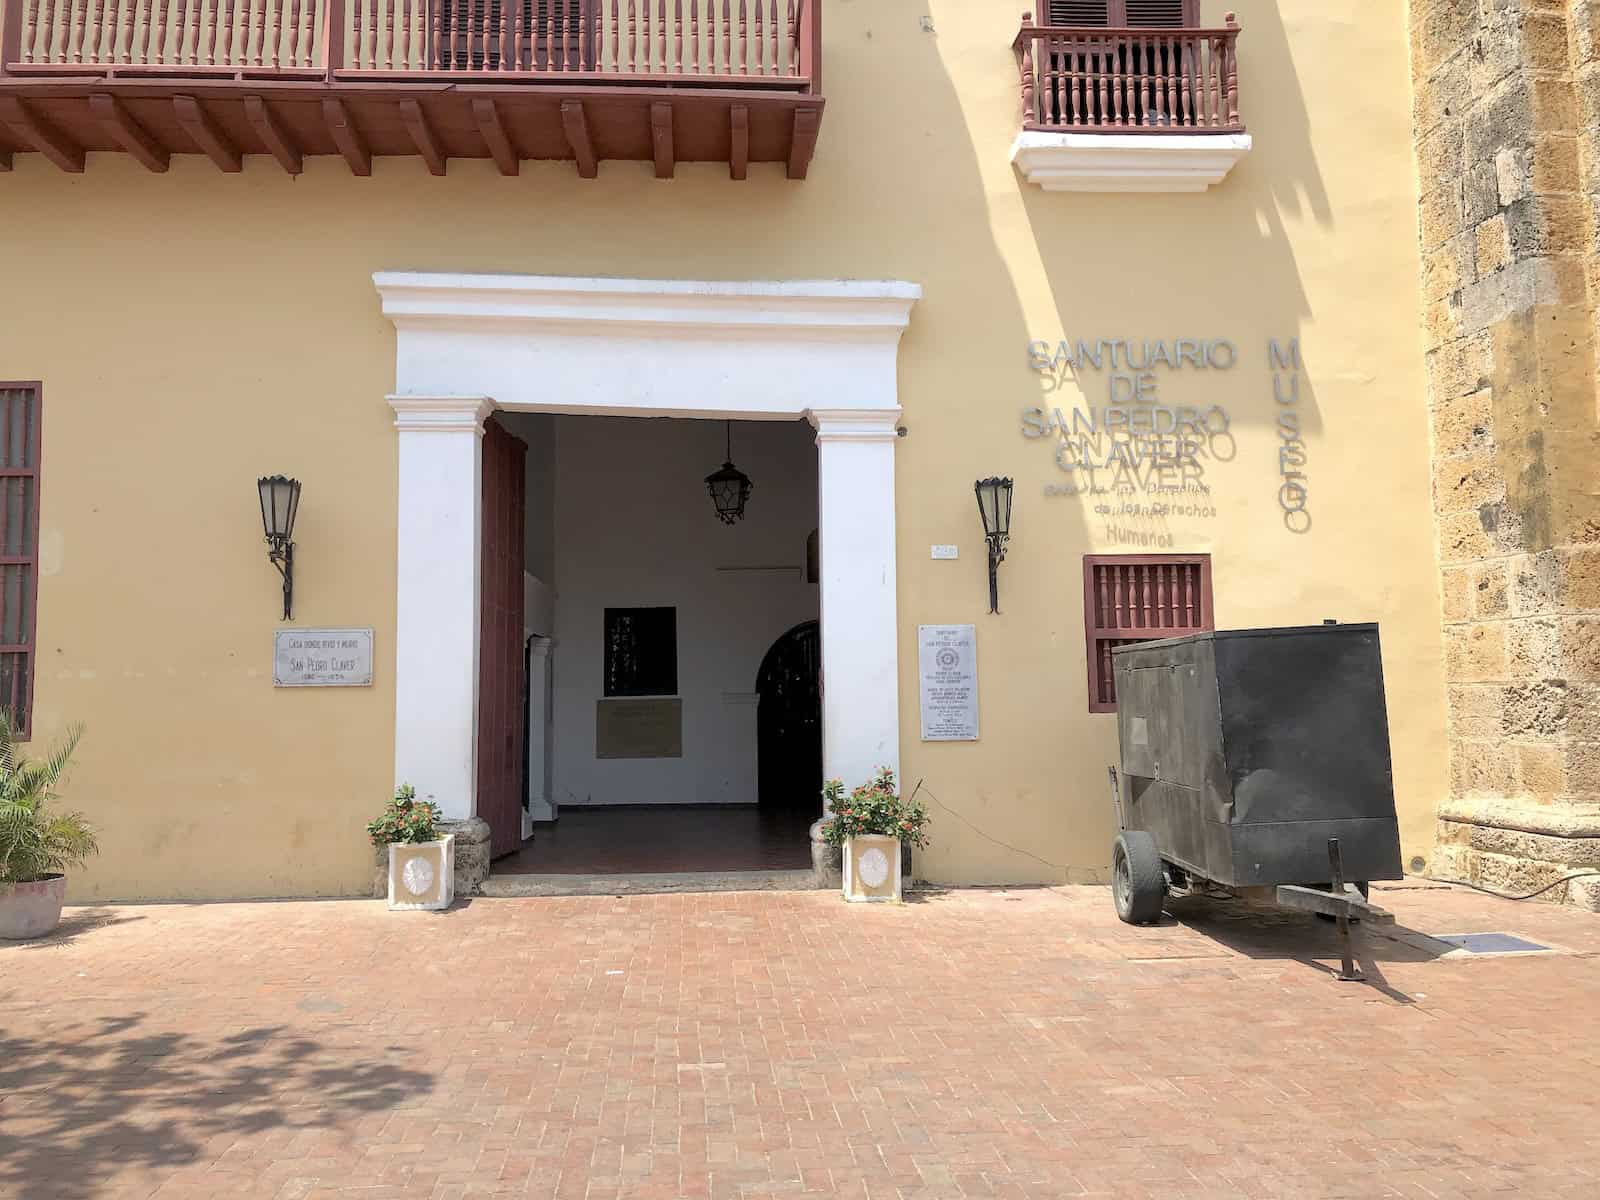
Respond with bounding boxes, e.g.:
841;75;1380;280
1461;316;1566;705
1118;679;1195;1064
480;869;821;897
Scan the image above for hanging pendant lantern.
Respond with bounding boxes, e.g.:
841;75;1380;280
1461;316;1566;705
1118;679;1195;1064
705;420;753;525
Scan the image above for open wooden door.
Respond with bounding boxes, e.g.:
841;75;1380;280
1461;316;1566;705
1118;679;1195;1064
478;418;527;858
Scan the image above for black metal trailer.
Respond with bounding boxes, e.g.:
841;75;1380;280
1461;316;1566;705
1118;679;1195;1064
1107;623;1404;980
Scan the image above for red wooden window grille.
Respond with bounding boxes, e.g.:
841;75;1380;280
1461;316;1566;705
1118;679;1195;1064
1083;553;1212;713
0;383;41;738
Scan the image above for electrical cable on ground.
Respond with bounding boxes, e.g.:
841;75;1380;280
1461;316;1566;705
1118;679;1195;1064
1436;870;1600;902
909;779;1071;874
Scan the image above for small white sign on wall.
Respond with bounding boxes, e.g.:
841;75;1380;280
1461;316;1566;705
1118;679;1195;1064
918;624;978;741
273;628;375;687
931;544;959;560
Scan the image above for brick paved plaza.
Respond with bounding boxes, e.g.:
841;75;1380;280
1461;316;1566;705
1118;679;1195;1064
3;882;1598;1199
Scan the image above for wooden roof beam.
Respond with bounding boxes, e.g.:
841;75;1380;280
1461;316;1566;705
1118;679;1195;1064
787;107;820;180
473;99;519;177
323;98;371;177
90;94;169;173
560;100;596;179
650;101;674;180
0;97;84;173
244;96;302;175
729;105;749;181
399;100;446;177
173;95;241;172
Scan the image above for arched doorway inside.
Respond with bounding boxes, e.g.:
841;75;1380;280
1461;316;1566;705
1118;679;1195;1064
756;620;822;822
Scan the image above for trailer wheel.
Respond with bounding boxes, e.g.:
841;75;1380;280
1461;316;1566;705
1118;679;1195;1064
1112;832;1166;925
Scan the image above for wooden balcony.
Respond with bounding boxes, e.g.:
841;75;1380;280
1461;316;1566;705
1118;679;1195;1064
1013;13;1240;135
0;0;823;176
1009;13;1247;193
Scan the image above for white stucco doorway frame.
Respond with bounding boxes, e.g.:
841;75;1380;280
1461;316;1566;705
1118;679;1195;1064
375;272;921;825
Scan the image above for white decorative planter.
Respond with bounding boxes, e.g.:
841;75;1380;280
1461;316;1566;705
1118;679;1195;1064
386;835;456;911
0;874;67;939
842;835;903;903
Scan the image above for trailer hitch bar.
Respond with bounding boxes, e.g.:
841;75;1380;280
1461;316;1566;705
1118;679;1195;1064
1275;839;1395;982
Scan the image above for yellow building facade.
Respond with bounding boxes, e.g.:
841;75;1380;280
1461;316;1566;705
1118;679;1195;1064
0;1;1454;901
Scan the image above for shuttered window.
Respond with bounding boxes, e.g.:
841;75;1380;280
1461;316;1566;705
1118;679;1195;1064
0;383;41;737
1083;554;1213;713
1043;0;1194;25
1123;0;1189;26
1047;1;1110;24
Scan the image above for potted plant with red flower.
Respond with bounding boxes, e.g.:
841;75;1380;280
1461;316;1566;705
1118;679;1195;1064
820;768;928;903
368;784;455;911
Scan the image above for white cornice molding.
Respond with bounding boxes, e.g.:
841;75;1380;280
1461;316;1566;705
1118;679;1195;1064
388;395;495;433
374;273;922;342
1010;131;1253;193
809;408;904;443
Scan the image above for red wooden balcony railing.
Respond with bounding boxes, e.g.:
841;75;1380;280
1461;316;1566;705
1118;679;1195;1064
0;0;824;175
5;0;817;81
1013;12;1242;134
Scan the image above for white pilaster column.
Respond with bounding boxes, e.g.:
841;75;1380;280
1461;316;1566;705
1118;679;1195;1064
525;636;555;824
810;408;903;809
390;396;494;820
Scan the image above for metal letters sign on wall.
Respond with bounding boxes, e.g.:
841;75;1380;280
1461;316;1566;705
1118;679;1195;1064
918;624;979;742
273;628;375;687
1022;335;1311;534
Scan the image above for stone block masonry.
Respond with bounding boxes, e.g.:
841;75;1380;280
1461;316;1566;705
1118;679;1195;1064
1412;0;1600;908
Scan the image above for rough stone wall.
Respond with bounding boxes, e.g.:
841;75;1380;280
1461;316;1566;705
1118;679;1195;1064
1411;0;1600;908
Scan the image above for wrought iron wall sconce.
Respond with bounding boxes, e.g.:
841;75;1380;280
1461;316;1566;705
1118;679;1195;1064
974;476;1014;614
257;475;302;621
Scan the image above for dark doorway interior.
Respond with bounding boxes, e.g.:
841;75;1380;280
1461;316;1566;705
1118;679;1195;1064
493;806;811;874
756;620;822;819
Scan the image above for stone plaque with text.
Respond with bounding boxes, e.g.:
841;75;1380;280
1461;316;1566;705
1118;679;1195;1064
596;698;684;759
918;624;978;741
273;628;375;687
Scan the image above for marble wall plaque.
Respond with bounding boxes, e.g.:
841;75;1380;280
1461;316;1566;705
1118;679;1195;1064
918;624;978;741
273;628;374;687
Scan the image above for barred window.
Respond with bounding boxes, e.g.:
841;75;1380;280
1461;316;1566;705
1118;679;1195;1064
0;383;41;737
604;607;677;698
1084;554;1212;713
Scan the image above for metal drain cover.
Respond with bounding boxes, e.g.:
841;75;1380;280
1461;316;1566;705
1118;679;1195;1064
1436;932;1550;954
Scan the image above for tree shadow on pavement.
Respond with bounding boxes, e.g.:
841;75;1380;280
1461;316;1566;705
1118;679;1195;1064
0;1013;434;1200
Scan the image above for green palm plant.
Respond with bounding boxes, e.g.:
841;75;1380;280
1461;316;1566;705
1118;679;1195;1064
0;716;94;887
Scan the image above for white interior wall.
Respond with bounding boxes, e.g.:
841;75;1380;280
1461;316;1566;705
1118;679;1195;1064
549;415;819;807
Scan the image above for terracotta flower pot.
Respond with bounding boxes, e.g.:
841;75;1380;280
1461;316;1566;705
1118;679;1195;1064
0;874;67;939
386;835;456;911
842;835;903;902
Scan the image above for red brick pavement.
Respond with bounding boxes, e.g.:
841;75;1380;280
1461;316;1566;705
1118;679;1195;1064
2;882;1598;1200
